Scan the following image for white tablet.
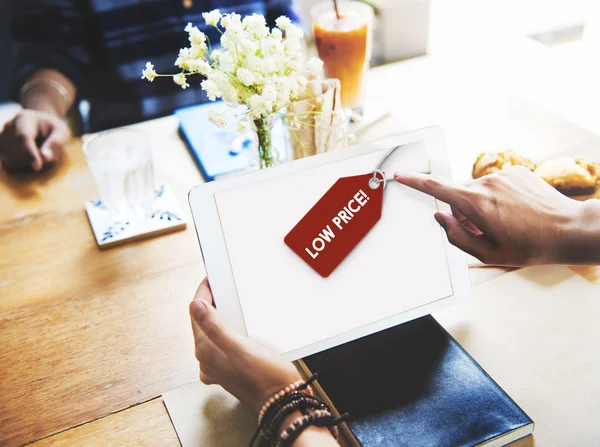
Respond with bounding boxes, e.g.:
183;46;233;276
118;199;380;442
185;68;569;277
189;126;471;360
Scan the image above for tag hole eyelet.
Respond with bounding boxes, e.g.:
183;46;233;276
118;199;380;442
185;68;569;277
369;178;380;190
369;169;387;190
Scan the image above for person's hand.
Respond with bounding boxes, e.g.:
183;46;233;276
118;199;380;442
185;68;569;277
190;278;302;413
394;166;584;267
0;109;70;172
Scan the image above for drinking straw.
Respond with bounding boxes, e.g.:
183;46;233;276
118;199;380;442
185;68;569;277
333;0;341;19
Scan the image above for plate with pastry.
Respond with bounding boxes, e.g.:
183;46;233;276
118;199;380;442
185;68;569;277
534;157;599;196
472;150;536;179
472;150;600;199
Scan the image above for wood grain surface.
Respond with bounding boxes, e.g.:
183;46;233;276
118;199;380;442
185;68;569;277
0;118;204;446
28;399;180;447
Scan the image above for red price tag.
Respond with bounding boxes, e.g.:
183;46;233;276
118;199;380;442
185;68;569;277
284;173;384;277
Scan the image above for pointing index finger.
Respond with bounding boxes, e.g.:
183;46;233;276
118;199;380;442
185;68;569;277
394;172;471;209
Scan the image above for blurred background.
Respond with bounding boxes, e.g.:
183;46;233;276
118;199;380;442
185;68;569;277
1;0;600;124
1;0;14;102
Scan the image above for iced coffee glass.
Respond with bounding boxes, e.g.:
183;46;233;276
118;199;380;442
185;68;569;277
311;1;374;119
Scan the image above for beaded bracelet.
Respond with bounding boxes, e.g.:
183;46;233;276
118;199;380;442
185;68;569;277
253;393;315;447
296;410;345;444
250;374;350;447
312;413;341;441
277;409;336;447
253;375;318;444
258;378;315;424
260;392;306;430
260;396;328;442
258;400;326;447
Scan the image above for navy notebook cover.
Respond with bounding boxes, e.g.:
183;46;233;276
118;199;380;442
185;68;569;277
175;102;289;181
302;315;533;447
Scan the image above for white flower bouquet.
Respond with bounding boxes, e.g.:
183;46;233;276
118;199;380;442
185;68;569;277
142;9;323;168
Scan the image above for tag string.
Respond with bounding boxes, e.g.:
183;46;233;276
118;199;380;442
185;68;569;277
369;142;433;190
369;145;402;190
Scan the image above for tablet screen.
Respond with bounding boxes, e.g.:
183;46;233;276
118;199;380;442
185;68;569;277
214;144;453;354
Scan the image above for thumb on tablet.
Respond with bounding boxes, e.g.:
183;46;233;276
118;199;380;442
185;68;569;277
190;298;240;354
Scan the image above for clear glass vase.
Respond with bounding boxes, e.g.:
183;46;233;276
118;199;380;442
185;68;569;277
251;117;278;170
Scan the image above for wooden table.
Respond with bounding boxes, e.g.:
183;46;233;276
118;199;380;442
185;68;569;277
0;116;203;446
1;56;599;446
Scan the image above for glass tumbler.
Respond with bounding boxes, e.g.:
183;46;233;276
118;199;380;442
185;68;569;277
83;128;155;223
311;0;374;119
289;110;349;159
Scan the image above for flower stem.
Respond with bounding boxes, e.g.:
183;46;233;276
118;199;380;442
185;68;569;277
254;118;274;169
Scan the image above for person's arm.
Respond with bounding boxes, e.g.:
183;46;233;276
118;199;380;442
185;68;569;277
190;279;340;446
556;198;600;265
0;1;89;172
20;69;77;118
394;166;600;267
10;0;89;110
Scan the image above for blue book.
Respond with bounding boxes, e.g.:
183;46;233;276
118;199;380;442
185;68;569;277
301;315;534;446
175;102;289;181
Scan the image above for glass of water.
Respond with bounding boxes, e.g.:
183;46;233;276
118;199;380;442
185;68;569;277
83;128;154;223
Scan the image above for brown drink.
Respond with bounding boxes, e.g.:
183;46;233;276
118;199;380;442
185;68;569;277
312;2;373;111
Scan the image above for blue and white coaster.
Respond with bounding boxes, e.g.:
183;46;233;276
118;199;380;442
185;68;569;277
85;184;187;249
